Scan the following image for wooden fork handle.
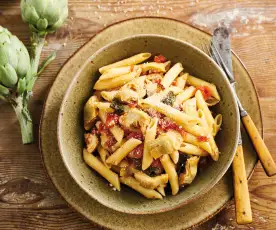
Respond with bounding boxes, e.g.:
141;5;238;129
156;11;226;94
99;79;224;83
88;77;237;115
242;114;276;177
232;145;252;224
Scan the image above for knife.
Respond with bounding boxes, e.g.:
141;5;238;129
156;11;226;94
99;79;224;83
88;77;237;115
212;27;252;224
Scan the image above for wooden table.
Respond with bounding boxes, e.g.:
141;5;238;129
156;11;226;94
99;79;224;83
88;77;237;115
1;0;276;229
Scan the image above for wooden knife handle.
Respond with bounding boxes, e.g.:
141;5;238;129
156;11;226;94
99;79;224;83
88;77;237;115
242;114;276;177
232;145;252;224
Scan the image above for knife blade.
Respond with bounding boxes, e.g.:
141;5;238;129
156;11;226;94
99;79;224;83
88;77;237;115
212;27;252;224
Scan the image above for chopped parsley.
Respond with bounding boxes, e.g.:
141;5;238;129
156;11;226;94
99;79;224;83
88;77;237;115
161;91;176;106
111;98;124;115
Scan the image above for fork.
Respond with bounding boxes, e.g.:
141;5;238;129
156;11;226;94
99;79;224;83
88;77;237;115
210;42;276;177
202;42;252;224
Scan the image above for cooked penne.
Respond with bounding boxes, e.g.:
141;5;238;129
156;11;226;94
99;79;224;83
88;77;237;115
142;118;158;170
198;109;219;161
179;143;208;156
99;53;151;74
195;90;215;131
157;185;166;196
106;138;142;165
83;148;120;190
83;53;223;199
99;66;132;80
134;172;168;189
170;150;179;164
175;86;196;106
94;68;141;90
97;145;111;168
212;114;222;136
162;63;184;88
120;177;162;199
160;155;179;195
174;73;188;89
141;98;198;126
183;132;212;154
186;75;221;100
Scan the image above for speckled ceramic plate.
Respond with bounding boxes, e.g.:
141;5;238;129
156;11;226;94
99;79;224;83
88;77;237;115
40;17;261;230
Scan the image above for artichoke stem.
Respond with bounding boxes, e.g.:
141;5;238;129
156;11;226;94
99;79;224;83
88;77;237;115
31;32;45;75
12;96;34;144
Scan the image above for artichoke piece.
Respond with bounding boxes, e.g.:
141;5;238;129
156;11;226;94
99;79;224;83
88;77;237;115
179;156;200;185
84;95;99;130
134;171;168;189
0;84;10;96
84;133;99;154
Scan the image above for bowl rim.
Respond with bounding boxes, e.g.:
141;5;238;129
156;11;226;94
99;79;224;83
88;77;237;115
57;34;240;214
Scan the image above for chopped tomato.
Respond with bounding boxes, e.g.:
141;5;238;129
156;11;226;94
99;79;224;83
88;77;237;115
128;144;144;159
158;117;186;137
105;113;120;128
128;101;138;108
106;136;117;148
126;131;144;141
172;80;177;86
197;136;209;142
196;86;212;100
98;122;110;135
154;55;167;63
151;159;162;168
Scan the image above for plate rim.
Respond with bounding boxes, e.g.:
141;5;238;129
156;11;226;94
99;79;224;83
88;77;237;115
39;16;262;229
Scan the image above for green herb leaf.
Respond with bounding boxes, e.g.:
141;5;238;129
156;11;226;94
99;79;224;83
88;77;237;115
161;91;176;106
111;98;124;115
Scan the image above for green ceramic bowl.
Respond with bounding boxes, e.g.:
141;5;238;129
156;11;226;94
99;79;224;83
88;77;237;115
58;34;239;214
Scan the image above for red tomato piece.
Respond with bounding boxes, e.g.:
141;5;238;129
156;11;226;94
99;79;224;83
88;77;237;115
196;86;212;100
126;131;144;141
197;136;209;142
128;144;144;159
105;113;120;128
154;55;167;63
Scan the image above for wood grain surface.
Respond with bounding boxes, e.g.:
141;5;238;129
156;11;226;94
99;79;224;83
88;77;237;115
0;0;276;229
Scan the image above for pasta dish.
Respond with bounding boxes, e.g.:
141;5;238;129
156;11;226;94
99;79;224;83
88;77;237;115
83;53;222;199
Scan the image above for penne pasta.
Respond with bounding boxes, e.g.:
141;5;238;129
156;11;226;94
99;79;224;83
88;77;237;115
142;118;158;170
120;177;163;199
97;145;111;168
157;185;166;196
170;150;179;164
174;73;188;89
175;86;196;106
212;114;222;136
83;148;120;191
94;68;142;90
186;75;221;100
106;138;142;165
99;53;151;73
134;172;168;189
99;66;132;80
160;155;179;195
179;142;208;156
197;109;219;161
183;132;212;154
162;63;184;88
195;90;215;131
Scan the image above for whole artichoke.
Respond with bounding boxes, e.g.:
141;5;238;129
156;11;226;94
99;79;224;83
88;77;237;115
21;0;68;36
0;26;30;96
